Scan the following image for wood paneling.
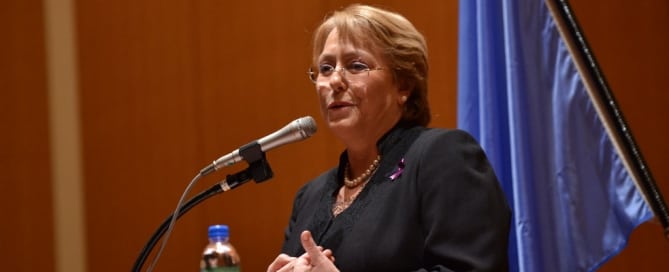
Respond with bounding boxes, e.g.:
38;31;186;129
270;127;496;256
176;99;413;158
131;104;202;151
0;0;55;270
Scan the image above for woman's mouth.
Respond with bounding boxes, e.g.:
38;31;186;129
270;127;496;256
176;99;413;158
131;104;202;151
328;101;354;110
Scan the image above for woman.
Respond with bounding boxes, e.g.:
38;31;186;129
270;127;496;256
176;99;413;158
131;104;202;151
268;4;510;272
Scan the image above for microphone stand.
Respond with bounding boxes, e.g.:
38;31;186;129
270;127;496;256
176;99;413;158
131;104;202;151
132;143;273;272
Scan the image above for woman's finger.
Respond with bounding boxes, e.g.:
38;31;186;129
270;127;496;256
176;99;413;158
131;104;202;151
267;253;296;272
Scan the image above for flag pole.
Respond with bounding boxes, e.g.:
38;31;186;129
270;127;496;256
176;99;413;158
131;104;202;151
546;0;669;238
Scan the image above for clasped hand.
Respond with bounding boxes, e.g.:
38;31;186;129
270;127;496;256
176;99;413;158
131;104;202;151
267;231;339;272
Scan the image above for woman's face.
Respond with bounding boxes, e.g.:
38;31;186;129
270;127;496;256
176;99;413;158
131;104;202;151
314;29;408;145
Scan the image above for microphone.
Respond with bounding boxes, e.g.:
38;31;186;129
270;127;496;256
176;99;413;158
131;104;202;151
200;116;317;175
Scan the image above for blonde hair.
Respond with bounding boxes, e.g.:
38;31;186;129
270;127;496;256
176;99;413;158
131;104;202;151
312;4;431;126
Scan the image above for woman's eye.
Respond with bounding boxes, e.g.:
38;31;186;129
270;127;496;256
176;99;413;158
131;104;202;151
319;64;335;75
349;62;370;73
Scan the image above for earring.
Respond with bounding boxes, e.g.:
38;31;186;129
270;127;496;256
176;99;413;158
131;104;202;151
400;96;408;103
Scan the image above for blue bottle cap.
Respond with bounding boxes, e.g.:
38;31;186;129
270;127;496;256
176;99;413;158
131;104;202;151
208;224;229;239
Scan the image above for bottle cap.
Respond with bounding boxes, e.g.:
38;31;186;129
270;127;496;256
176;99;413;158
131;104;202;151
208;224;229;239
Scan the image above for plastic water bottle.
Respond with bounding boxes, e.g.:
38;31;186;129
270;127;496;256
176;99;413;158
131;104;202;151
200;225;241;272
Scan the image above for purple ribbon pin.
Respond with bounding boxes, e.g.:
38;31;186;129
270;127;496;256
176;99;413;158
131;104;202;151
389;158;405;180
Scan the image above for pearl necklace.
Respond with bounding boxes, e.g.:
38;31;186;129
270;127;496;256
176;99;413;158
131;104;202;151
343;155;381;188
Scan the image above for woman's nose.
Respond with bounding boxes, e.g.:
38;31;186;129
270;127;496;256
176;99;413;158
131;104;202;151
329;68;347;93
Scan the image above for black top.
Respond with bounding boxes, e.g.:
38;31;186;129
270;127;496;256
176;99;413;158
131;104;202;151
281;125;511;272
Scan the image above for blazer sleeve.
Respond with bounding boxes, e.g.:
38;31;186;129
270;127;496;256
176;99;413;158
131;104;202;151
412;129;510;272
281;184;306;254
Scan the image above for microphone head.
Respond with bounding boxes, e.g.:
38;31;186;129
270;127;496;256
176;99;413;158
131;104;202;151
256;116;318;153
296;116;317;138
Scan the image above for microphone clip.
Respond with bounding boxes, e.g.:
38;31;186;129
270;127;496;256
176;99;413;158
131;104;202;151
239;142;273;183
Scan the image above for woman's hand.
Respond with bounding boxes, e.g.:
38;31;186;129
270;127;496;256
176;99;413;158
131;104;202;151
267;231;337;272
293;230;339;272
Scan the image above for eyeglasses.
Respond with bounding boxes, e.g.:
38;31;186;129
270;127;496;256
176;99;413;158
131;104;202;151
308;63;384;83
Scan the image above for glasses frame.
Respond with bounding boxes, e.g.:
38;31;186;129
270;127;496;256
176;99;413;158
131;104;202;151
307;66;385;83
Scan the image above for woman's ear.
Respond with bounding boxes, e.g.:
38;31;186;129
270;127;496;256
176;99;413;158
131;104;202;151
397;80;413;105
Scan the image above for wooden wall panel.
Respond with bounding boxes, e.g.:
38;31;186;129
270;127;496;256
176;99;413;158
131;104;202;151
73;0;668;271
0;0;55;270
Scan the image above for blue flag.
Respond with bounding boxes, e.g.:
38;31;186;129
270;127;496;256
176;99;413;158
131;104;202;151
457;0;654;271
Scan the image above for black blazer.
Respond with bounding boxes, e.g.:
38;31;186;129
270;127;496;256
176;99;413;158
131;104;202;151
281;126;510;272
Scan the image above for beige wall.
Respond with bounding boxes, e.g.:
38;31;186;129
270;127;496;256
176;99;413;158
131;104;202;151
1;0;667;271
